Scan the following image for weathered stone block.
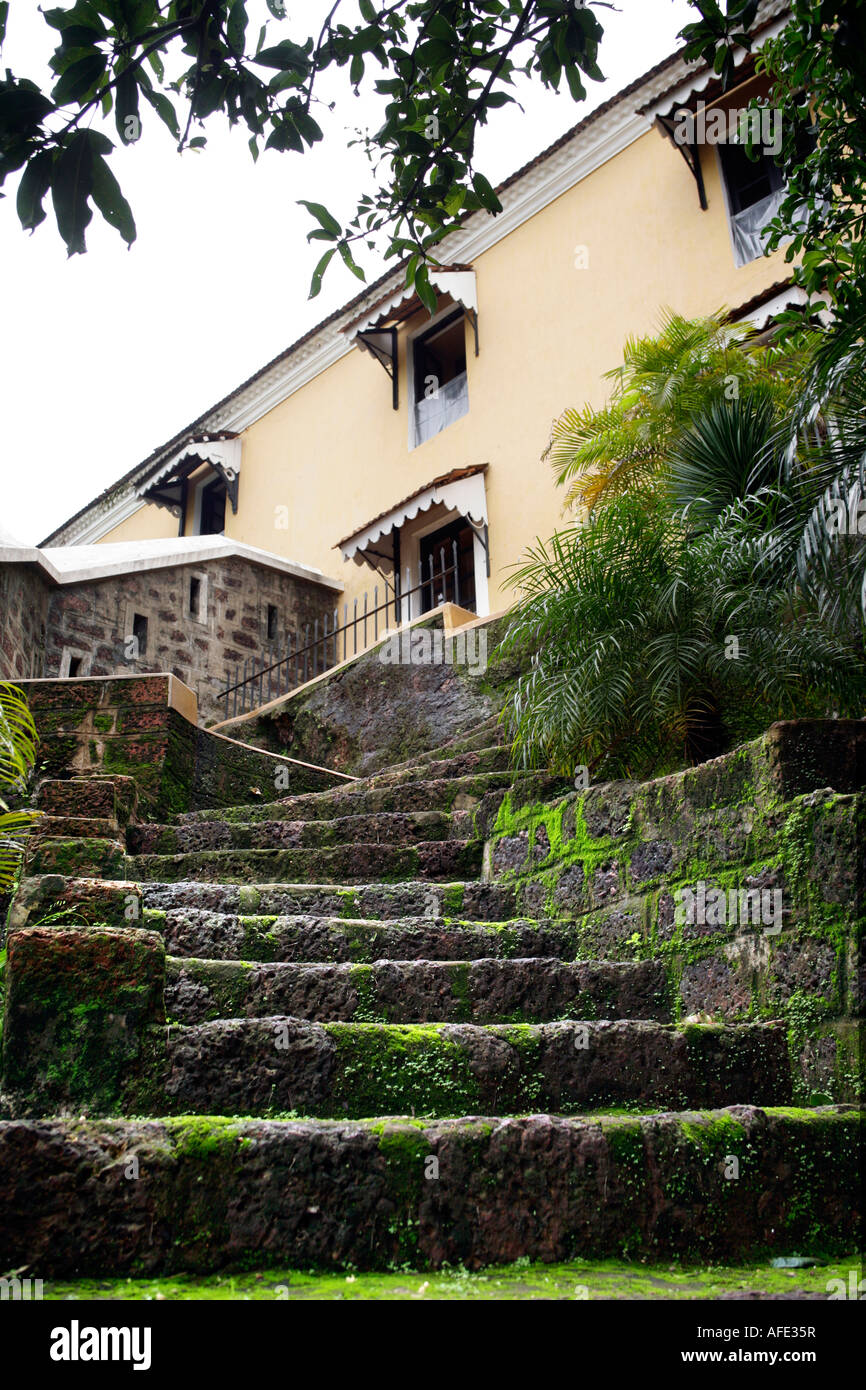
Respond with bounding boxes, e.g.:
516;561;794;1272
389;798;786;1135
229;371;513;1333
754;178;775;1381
24;835;126;880
1;926;165;1110
6;876;143;933
0;1108;858;1275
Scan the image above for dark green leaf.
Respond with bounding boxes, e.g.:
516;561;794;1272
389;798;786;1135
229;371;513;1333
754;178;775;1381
255;40;312;73
115;66;140;143
90;152;136;246
50;130;95;255
309;246;335;297
141;85;180;141
564;65;585;102
52;52;106;106
266;118;303;152
338;239;366;281
298;199;341;237
16;151;53;232
54;24;106;48
43;3;106;34
415;262;437;315
471;170;501;212
227;0;248;53
292;109;323;145
0;81;54;134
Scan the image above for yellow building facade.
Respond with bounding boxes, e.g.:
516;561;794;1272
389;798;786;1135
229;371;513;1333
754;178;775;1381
47;15;797;635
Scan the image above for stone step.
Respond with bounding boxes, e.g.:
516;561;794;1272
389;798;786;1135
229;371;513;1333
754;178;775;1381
31;815;119;840
367;743;513;787
24;835;126;879
128;809;458;855
164;956;673;1026
162;1018;790;1118
148;908;581;962
142;879;518;921
130;839;484;885
380;718;505;770
35;775;138;825
174;769;538;826
0;1106;855;1275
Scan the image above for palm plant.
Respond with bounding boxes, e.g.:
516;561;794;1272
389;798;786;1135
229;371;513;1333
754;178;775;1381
499;494;865;779
545;309;804;512
777;327;866;637
0;682;41;889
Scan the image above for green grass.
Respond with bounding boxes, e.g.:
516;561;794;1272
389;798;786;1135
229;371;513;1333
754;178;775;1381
42;1255;862;1301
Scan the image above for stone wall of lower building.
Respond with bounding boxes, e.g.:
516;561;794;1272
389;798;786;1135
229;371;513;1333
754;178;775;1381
37;556;337;725
15;673;348;822
0;564;50;681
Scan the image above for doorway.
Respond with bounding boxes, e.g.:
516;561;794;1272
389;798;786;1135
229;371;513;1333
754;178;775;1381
419;517;476;613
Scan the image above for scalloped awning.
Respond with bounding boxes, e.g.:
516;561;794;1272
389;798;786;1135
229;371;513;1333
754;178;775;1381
138;435;241;514
347;268;477;338
639;6;789;212
347;268;479;410
336;464;488;567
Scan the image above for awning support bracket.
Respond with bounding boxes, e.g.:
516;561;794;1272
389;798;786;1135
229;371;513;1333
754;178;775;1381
357;327;399;410
654;115;708;211
211;460;240;514
464;307;480;357
466;517;490;577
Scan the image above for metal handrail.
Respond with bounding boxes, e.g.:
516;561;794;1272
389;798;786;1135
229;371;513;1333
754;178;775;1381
219;538;463;719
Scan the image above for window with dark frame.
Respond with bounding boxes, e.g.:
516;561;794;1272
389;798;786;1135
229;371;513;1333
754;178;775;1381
413;308;467;403
132;612;148;657
411;307;470;447
189;576;201;617
199;476;227;535
718;140;785;215
68;656;82;677
267;604;278;642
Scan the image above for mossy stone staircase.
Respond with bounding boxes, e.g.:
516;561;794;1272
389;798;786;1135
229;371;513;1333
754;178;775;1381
0;719;861;1275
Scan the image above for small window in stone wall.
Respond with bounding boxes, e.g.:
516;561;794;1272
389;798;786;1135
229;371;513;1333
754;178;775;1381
132;612;148;657
267;604;278;642
186;572;208;624
61;647;90;678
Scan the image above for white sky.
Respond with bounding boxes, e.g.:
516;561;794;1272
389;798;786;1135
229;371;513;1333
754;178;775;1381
0;0;695;543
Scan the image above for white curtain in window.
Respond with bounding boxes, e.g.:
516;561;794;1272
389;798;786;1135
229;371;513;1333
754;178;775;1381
731;186;786;266
414;371;469;446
